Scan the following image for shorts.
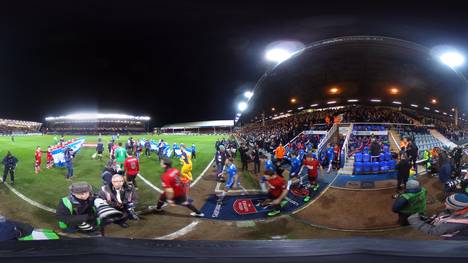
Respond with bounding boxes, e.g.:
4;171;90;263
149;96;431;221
267;192;280;200
225;175;237;189
35;160;41;167
308;174;317;181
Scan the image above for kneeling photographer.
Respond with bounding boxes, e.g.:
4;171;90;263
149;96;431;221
408;193;468;240
97;174;139;229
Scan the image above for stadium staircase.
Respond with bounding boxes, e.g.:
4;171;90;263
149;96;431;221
388;129;401;152
337;124;354;175
429;129;457;149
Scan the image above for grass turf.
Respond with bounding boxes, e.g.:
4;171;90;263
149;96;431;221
0;134;219;210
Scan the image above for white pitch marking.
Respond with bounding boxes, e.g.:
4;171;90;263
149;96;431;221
154;221;200;240
137;174;163;193
191;157;215;187
4;183;56;213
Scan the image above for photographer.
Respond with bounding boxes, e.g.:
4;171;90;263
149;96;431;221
408;193;468;240
2;151;18;185
56;182;100;234
98;174;139;228
392;180;427;226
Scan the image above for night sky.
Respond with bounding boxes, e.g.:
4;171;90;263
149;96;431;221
1;1;468;127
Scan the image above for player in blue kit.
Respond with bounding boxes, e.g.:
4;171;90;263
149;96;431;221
326;143;335;173
217;157;247;205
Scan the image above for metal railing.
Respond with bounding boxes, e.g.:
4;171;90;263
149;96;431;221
339;124;353;168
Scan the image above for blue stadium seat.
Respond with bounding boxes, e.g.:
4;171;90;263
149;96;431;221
363;161;371;173
354;162;363;174
355;152;363;162
380;161;388;172
372;161;380;172
363;153;370;162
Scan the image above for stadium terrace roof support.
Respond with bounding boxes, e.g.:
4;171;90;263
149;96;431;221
161;120;234;130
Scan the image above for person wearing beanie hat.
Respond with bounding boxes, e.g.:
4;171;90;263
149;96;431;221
392;179;427;226
56;182;100;234
408;193;468;239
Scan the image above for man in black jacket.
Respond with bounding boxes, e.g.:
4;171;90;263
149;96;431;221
395;153;412;193
2;151;18;185
56;182;99;234
370;139;381;162
98;174;138;228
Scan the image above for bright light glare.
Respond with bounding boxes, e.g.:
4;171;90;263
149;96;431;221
238;102;248;112
392;101;402;105
327;101;337;105
244;91;254;99
370;99;381;103
265;40;305;64
347;99;359;102
265;48;292;63
440;52;465;68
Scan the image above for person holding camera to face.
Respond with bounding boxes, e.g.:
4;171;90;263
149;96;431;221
408;193;468;240
98;174;139;229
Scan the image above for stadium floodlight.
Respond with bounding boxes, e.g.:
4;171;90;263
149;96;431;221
265;40;305;64
410;104;418;108
310;104;319;107
238;102;248;112
370;99;381;102
435;109;440;113
265;48;292;63
440;52;465;68
297;106;304;110
327;101;337;105
424;107;430;110
287;109;293;113
347;99;359;102
244;91;254;99
392;101;402;105
236;113;241;117
443;112;448;115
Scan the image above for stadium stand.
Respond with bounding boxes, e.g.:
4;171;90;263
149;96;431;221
45;114;149;135
0;118;42;135
159;120;234;135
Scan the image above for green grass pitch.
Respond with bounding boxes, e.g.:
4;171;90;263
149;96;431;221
0;134;220;210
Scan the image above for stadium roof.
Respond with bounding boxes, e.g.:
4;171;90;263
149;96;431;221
161;120;234;129
243;36;468;120
45;113;150;121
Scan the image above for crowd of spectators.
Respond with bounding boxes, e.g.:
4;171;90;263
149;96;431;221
0;118;42;135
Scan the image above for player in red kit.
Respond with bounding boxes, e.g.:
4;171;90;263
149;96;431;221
124;154;140;188
302;153;321;192
46;146;54;169
151;158;204;217
259;170;288;217
34;146;42;174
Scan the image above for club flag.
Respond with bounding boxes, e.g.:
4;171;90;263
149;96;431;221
51;138;85;167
